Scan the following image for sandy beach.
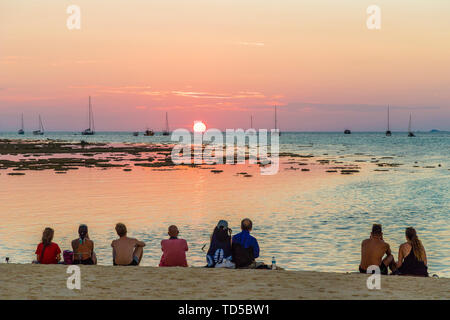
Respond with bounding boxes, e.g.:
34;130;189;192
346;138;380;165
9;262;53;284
0;264;448;300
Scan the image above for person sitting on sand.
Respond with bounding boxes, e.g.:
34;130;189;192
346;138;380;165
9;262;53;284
359;224;397;275
159;225;188;267
111;223;145;266
71;224;96;265
34;227;61;264
232;218;268;269
397;227;428;277
206;220;234;268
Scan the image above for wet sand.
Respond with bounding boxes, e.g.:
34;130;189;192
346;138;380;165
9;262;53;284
0;264;448;300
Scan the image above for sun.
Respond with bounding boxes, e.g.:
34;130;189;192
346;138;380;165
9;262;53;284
193;121;206;133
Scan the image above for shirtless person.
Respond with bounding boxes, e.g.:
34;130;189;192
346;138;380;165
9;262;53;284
359;224;396;275
111;223;145;266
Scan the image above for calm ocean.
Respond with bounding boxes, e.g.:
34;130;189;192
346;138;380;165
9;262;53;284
0;131;448;276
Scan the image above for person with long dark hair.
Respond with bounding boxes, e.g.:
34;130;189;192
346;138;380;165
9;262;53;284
206;220;233;267
71;224;96;265
397;227;428;276
34;227;61;264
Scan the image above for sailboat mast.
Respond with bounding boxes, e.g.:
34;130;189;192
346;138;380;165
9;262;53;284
408;114;412;132
91;97;95;132
387;106;390;131
274;106;277;130
250;115;253;129
89;96;92;131
39;115;44;132
21;113;24;130
165;112;169;132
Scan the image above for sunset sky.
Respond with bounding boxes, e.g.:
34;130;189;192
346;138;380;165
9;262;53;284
1;0;449;131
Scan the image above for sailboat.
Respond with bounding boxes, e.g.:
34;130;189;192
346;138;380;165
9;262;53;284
144;125;155;136
162;112;170;136
33;115;44;135
82;96;95;135
18;114;25;135
385;106;392;136
408;114;415;137
274;106;281;135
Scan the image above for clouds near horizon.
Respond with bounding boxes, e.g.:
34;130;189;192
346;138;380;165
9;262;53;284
0;0;449;131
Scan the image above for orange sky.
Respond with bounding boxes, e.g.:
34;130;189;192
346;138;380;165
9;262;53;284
1;0;449;131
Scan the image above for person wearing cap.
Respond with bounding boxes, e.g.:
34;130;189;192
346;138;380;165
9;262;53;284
71;224;96;265
206;220;233;268
159;225;189;267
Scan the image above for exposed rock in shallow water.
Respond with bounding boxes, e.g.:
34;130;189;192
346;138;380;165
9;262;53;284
377;163;402;167
341;169;360;173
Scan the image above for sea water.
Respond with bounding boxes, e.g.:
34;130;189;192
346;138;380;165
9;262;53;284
0;131;448;276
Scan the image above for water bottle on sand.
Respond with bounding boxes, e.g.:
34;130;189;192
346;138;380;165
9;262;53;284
271;256;276;270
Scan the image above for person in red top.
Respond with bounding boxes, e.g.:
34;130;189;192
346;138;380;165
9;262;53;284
35;227;61;264
159;225;188;267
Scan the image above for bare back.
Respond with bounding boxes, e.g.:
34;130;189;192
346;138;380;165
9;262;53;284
111;236;144;265
360;237;390;270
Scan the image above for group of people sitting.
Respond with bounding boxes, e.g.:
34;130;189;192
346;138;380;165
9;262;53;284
359;224;429;277
34;218;272;269
34;220;429;277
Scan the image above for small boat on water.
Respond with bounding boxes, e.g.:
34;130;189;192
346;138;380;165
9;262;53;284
81;96;95;135
386;106;392;136
344;129;352;134
33;115;45;135
408;114;415;137
133;132;139;137
162;112;170;136
144;129;155;136
18;114;25;135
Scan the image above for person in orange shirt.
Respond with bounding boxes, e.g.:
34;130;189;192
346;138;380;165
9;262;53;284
71;224;96;265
